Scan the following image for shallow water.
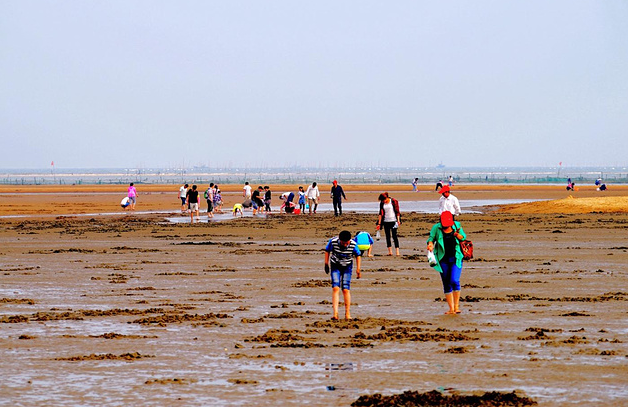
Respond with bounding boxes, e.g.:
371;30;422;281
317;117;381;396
166;199;541;223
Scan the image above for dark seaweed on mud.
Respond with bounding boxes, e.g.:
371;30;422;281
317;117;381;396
352;389;537;407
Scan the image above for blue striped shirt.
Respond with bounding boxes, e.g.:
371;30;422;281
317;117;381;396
325;237;360;267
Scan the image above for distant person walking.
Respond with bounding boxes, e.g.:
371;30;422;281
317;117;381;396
427;211;467;315
448;175;454;187
205;183;215;218
186;184;200;224
243;182;252;200
435;180;444;192
330;180;347;216
264;186;272;212
412;178;419;192
324;230;362;320
376;192;401;256
213;187;223;213
438;186;461;218
179;183;189;213
127;183;137;211
306;182;320;214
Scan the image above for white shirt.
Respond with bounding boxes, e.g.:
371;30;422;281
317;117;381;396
439;194;461;216
179;186;186;198
383;202;396;222
306;185;320;199
243;184;252;198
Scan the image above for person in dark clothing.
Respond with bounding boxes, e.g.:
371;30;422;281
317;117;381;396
263;186;272;212
330;180;347;216
252;186;264;215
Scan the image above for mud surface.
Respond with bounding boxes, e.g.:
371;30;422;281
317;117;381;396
1;193;628;406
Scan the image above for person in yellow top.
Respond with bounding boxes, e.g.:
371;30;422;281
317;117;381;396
232;203;243;217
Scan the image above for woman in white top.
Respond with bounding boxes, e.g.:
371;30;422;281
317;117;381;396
305;182;320;214
376;192;401;256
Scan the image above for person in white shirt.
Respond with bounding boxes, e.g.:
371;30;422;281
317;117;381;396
438;185;461;218
243;182;252;200
179;183;189;213
305;182;320;214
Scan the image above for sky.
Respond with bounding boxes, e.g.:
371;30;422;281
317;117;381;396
1;1;627;169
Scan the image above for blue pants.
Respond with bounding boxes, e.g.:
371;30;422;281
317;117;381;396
331;264;353;290
439;256;462;294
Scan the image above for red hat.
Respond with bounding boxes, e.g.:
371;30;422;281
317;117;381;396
440;185;450;194
333;180;338;185
440;211;454;227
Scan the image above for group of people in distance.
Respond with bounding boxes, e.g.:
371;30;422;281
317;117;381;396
237;180;348;217
237;182;273;216
178;183;224;223
567;177;609;192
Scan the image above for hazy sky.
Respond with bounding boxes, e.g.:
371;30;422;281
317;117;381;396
1;1;627;169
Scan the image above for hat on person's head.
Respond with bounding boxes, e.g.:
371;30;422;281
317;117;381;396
440;185;451;194
440;211;454;227
333;180;338;185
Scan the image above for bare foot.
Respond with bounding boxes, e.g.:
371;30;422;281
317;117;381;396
454;308;462;314
444;310;457;315
331;316;339;321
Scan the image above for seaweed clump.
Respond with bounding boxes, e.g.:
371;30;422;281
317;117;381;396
351;390;536;407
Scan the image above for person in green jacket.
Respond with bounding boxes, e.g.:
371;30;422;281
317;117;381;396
426;211;467;315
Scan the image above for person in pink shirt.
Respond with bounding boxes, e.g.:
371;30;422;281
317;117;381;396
127;183;137;210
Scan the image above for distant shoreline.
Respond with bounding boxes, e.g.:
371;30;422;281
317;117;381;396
1;166;626;186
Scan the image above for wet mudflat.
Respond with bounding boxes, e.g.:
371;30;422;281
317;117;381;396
1;211;627;406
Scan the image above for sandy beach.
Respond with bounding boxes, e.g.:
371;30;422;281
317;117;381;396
1;184;627;406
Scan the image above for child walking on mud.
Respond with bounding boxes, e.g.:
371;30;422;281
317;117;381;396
324;230;361;320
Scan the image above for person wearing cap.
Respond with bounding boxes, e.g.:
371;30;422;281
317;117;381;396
324;230;362;320
438;185;461;218
376;192;401;256
427;211;467;315
330;180;347;216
